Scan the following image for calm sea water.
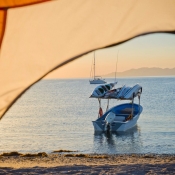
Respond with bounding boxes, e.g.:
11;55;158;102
0;77;175;154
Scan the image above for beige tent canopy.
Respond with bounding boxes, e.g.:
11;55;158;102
0;0;175;119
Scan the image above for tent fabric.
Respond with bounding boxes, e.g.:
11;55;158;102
0;0;50;48
0;10;7;49
0;0;175;119
0;0;50;8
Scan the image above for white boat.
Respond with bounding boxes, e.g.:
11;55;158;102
90;82;118;98
89;52;106;84
90;83;143;132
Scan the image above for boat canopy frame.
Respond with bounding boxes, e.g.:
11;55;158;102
96;89;142;119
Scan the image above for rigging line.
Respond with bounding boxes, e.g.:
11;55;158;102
90;53;94;79
115;50;119;83
94;51;95;78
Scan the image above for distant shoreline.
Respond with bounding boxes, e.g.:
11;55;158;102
44;76;175;80
44;67;175;79
103;67;175;78
45;67;175;79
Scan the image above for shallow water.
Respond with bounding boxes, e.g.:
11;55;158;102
0;77;175;154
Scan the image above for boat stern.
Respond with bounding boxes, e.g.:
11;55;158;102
92;121;105;131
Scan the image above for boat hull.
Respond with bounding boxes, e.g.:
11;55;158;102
92;103;143;132
89;79;106;84
92;113;140;132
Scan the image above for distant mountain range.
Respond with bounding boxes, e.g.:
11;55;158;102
104;67;175;77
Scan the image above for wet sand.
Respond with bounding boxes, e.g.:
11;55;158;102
0;152;175;174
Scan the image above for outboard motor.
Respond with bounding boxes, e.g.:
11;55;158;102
105;112;115;132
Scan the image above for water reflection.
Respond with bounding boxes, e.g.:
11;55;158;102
93;125;143;154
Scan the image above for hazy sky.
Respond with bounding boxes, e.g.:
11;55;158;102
46;33;175;79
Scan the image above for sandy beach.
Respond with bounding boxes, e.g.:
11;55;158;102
0;152;175;174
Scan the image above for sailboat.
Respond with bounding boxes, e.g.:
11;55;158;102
89;52;106;84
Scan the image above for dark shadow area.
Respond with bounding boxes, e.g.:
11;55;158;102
0;163;174;174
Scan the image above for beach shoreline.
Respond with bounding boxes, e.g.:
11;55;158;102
0;152;175;174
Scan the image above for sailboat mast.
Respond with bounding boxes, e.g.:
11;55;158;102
94;51;95;79
115;50;119;82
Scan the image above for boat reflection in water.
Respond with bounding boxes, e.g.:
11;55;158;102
93;125;142;154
